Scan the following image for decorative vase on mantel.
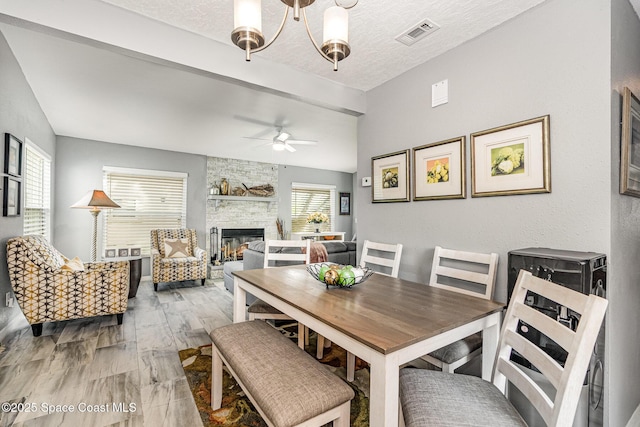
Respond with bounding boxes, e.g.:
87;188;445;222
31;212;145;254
315;227;320;234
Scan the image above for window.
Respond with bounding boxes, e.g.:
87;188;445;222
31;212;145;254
23;140;51;239
103;167;187;256
291;183;336;232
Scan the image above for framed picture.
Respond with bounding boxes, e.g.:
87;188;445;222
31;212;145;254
3;177;21;216
339;192;351;215
118;248;129;257
471;115;550;197
4;133;23;177
105;249;116;258
413;136;466;201
130;248;142;257
621;87;640;197
371;149;410;203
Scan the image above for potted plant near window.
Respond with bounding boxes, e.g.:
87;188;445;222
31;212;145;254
306;212;329;233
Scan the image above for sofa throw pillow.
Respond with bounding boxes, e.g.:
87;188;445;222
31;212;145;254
61;256;85;272
164;238;191;258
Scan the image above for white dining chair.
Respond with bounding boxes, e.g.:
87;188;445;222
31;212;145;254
399;269;608;427
419;246;499;373
247;239;311;349
316;239;403;382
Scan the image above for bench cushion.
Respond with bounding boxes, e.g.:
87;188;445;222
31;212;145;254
210;320;354;427
427;332;482;364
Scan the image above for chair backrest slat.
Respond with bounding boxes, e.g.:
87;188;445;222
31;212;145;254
429;246;499;300
359;240;403;278
263;239;311;268
493;269;608;427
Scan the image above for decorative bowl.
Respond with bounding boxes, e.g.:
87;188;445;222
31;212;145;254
306;263;374;288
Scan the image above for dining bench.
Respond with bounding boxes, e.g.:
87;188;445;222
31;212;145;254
209;320;354;427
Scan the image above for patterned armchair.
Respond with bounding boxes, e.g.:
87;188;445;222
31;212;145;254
151;229;207;291
6;235;129;336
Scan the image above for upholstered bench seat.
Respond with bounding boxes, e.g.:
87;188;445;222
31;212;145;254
210;320;354;427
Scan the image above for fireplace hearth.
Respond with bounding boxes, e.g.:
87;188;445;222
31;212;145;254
210;227;264;263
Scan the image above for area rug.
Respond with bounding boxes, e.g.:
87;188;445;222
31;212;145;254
179;326;370;427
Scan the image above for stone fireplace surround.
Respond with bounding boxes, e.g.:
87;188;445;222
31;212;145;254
206;157;279;276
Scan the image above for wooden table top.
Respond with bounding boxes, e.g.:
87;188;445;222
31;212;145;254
234;265;505;354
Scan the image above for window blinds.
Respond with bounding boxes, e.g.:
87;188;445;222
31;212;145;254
23;143;51;239
291;183;335;232
103;168;187;256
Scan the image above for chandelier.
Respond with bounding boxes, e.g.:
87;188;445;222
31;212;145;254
232;0;357;71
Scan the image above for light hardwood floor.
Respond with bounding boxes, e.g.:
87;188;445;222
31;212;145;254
0;278;233;427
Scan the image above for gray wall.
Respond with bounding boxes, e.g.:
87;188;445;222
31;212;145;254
610;0;640;424
54;137;207;275
278;165;354;240
358;0;621;421
0;31;56;340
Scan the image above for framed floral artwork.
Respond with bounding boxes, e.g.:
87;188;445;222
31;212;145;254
371;149;410;203
3;177;21;216
413;136;466;201
471;115;550;197
4;133;23;177
621;87;640;197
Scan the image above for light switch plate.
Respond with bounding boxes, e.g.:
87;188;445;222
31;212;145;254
362;177;371;187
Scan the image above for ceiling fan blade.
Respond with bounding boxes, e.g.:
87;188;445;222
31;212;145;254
287;139;317;145
243;136;271;141
284;143;296;152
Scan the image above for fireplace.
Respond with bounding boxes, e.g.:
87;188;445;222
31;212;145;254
210;227;264;263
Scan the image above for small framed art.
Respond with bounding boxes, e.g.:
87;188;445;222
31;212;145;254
105;249;116;258
413;136;466;201
471;115;550;197
621;87;640;197
3;177;21;216
130;248;142;257
4;133;23;177
118;248;129;257
371;149;410;203
339;192;351;215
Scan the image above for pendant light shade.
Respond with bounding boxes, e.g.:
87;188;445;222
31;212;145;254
323;6;348;44
234;0;262;32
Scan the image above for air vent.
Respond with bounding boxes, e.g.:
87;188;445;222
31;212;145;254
395;19;440;46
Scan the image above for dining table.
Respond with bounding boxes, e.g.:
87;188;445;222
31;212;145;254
232;264;504;427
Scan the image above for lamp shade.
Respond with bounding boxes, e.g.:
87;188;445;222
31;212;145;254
234;0;262;32
323;6;348;43
71;190;120;210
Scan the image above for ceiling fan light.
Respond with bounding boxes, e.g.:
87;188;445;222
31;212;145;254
273;142;287;151
323;6;348;44
234;0;262;32
276;132;290;142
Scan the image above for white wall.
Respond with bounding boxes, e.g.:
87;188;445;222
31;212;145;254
610;0;640;424
0;31;56;340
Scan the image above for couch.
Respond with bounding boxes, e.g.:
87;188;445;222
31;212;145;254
223;240;357;302
6;235;130;336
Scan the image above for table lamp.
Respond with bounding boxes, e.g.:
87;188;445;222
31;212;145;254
71;190;120;262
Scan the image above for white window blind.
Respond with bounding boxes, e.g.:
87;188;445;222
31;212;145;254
291;183;335;232
23;141;51;240
103;167;187;256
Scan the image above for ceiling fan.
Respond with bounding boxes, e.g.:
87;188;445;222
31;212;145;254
244;128;317;153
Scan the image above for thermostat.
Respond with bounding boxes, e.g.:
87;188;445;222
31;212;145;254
362;177;371;187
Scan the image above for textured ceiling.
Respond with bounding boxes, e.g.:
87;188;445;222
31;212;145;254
0;0;552;173
99;0;548;91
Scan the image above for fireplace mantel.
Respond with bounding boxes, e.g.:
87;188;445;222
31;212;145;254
208;195;277;210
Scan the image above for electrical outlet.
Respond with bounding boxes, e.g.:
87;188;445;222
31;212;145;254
5;292;13;308
361;177;371;187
